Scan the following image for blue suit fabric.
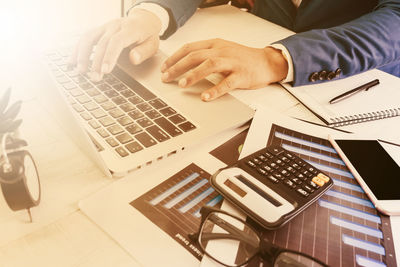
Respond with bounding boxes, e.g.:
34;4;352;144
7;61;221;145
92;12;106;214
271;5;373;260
133;0;400;86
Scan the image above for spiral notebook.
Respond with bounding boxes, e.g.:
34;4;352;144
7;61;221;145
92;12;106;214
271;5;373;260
282;69;400;127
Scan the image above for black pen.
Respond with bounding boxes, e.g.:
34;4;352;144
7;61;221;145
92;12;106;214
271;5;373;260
329;79;380;104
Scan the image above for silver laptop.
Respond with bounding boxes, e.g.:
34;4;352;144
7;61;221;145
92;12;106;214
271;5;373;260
42;48;254;177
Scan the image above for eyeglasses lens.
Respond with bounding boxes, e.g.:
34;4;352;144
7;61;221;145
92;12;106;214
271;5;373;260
199;211;260;267
274;252;325;267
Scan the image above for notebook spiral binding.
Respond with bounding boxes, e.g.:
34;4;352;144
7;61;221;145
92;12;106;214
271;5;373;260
330;107;400;127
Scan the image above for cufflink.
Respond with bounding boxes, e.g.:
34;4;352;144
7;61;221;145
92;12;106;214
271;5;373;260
327;71;336;80
335;68;342;78
318;70;327;80
309;72;319;82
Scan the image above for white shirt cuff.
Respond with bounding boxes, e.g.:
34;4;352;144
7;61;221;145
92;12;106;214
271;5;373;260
269;43;294;83
130;3;170;36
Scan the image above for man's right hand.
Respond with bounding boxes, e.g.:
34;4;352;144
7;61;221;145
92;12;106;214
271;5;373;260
69;8;162;81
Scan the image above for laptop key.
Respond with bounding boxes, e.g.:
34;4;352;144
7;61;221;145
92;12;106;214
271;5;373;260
91;108;107;119
159;107;176;117
169;114;186;124
104;89;119;98
76;95;91;104
126;124;142;135
94;94;108;103
101;101;116;111
120;103;135;112
63;82;77;90
128;110;144;120
86;88;101;97
80;112;92;121
178;121;196;132
107;124;124;135
120;89;135;98
154;117;182;137
106;137;118;147
97;128;110;138
145;110;161;119
97;83;112;91
88;120;101;129
112;96;127;105
83;101;98;111
113;83;128;91
128;96;143;105
125;141;143;154
72;76;87;84
56;75;70;84
135;132;157;148
148;98;167;109
117;116;134;126
72;104;84;113
70;89;84;97
80;82;94;90
104;74;119;85
137;103;152;112
115;147;129;157
137;117;153;128
116;133;133;144
99;116;115;127
109;108;124;118
146;125;170;142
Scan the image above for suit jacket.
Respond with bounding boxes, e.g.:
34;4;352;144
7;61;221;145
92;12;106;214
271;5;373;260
133;0;400;86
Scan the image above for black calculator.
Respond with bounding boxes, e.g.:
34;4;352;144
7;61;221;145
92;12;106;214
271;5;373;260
210;145;333;229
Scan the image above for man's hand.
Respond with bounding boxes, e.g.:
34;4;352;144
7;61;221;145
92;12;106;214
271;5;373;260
161;39;288;101
69;9;161;81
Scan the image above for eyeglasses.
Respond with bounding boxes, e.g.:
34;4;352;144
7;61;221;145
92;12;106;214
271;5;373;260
189;206;329;267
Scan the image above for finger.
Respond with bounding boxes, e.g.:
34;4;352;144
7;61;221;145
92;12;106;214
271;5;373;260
178;58;229;88
129;35;159;65
201;74;239;101
89;26;121;79
162;49;215;82
161;39;217;72
73;27;105;72
100;31;130;74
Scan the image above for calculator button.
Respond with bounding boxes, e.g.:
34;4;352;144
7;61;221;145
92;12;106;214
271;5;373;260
296;173;307;180
280;169;290;177
278;155;290;163
272;171;284;180
257;168;267;175
284;152;295;160
258;154;268;162
295;158;306;167
309;180;321;189
317;173;330;183
264;151;274;159
253;158;262;165
290;162;301;169
263;165;273;172
275;159;284;166
268;146;284;155
290;177;302;185
307;166;318;175
286;166;296;173
303;185;315;193
296;188;310;197
246;160;257;168
267;175;279;183
269;162;279;169
301;170;313;178
283;179;296;189
312;176;325;187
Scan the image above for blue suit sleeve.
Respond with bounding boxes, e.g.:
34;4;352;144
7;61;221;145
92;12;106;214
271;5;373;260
131;0;203;39
275;0;400;86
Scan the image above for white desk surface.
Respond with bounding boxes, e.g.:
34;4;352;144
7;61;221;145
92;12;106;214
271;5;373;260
0;4;399;267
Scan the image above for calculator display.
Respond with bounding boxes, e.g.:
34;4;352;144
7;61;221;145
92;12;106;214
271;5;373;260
335;140;400;200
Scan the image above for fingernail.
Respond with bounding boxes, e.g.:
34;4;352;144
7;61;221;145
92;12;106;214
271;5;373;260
101;63;109;74
132;51;141;64
162;72;169;81
178;78;187;87
202;92;211;101
161;63;167;72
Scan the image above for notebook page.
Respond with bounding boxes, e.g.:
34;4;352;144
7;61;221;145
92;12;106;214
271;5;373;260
282;69;400;124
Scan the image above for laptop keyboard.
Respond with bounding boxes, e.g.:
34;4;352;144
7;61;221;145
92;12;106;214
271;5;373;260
45;50;196;158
